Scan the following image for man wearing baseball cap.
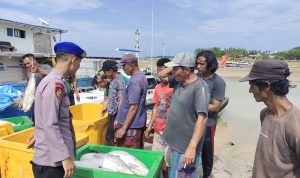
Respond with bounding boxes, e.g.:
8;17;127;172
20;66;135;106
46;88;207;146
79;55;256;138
100;60;127;145
239;59;300;178
114;54;148;149
159;52;210;177
32;42;85;178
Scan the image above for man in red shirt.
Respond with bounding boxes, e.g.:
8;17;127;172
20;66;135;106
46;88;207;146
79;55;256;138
145;58;173;178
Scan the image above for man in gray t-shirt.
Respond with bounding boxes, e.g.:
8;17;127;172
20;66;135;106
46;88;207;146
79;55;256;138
195;50;226;178
159;52;209;178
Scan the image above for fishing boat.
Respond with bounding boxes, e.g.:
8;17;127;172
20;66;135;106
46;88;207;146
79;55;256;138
226;61;250;68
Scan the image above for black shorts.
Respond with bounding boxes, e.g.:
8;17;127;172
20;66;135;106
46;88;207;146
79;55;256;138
31;161;64;178
106;113;117;145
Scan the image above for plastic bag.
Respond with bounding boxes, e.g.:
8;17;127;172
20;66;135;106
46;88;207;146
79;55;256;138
22;73;36;112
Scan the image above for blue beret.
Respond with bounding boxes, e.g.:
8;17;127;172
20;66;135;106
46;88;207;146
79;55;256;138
54;42;86;59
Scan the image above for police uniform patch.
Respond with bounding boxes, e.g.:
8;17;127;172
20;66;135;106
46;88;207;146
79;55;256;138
55;82;64;98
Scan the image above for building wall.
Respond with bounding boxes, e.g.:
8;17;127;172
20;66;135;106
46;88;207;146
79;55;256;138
0;56;25;82
0;23;58;54
76;58;104;77
0;23;35;53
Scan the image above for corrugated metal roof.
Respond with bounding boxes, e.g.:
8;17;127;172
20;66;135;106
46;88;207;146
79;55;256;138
0;18;67;33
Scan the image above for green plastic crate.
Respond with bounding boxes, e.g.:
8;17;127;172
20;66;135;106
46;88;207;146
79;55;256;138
3;116;33;132
73;144;164;178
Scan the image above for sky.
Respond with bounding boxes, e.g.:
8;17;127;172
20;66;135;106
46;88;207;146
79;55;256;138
1;0;300;57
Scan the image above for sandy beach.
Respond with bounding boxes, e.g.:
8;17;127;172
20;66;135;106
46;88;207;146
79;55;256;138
210;118;254;178
142;60;300;178
209;65;299;178
216;65;300;82
140;60;300;82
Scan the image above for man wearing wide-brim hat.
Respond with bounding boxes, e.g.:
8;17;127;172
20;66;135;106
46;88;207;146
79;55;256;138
239;59;300;178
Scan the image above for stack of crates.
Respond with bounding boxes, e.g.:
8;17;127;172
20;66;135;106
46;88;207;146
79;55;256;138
0;116;33;138
70;103;108;145
3;116;33;132
0;128;89;178
0;123;14;137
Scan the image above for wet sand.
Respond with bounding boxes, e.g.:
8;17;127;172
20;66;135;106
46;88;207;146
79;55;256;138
140;60;300;82
216;66;300;82
211;117;254;178
207;79;299;178
141;61;300;178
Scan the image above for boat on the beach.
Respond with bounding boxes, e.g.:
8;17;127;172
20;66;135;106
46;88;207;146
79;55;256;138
226;61;250;68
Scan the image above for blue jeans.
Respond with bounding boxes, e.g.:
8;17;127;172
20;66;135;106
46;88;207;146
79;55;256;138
168;148;202;178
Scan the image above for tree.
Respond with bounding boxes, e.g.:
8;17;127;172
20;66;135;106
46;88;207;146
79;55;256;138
287;47;300;60
274;52;287;60
194;48;206;56
247;50;260;55
273;47;300;60
224;48;247;60
209;47;224;58
194;47;225;58
260;51;270;59
194;46;300;60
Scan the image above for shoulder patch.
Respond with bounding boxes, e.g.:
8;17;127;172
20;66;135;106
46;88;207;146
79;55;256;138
55;82;64;98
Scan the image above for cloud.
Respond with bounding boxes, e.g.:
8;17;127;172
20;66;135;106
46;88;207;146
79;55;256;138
0;8;38;24
0;7;134;56
168;0;284;12
0;0;102;12
2;0;300;55
166;0;300;34
108;9;118;13
165;0;300;52
168;0;199;9
197;5;300;33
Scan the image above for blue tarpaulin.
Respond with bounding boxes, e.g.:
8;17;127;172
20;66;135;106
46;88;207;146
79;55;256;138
0;85;21;112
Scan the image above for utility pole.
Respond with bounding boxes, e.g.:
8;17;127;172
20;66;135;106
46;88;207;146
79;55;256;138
135;29;140;58
162;42;165;58
150;0;154;75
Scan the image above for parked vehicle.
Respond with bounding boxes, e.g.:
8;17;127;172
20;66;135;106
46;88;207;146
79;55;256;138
76;71;158;109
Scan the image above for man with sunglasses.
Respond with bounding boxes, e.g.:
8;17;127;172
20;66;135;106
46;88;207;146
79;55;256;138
239;59;300;178
114;53;147;148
